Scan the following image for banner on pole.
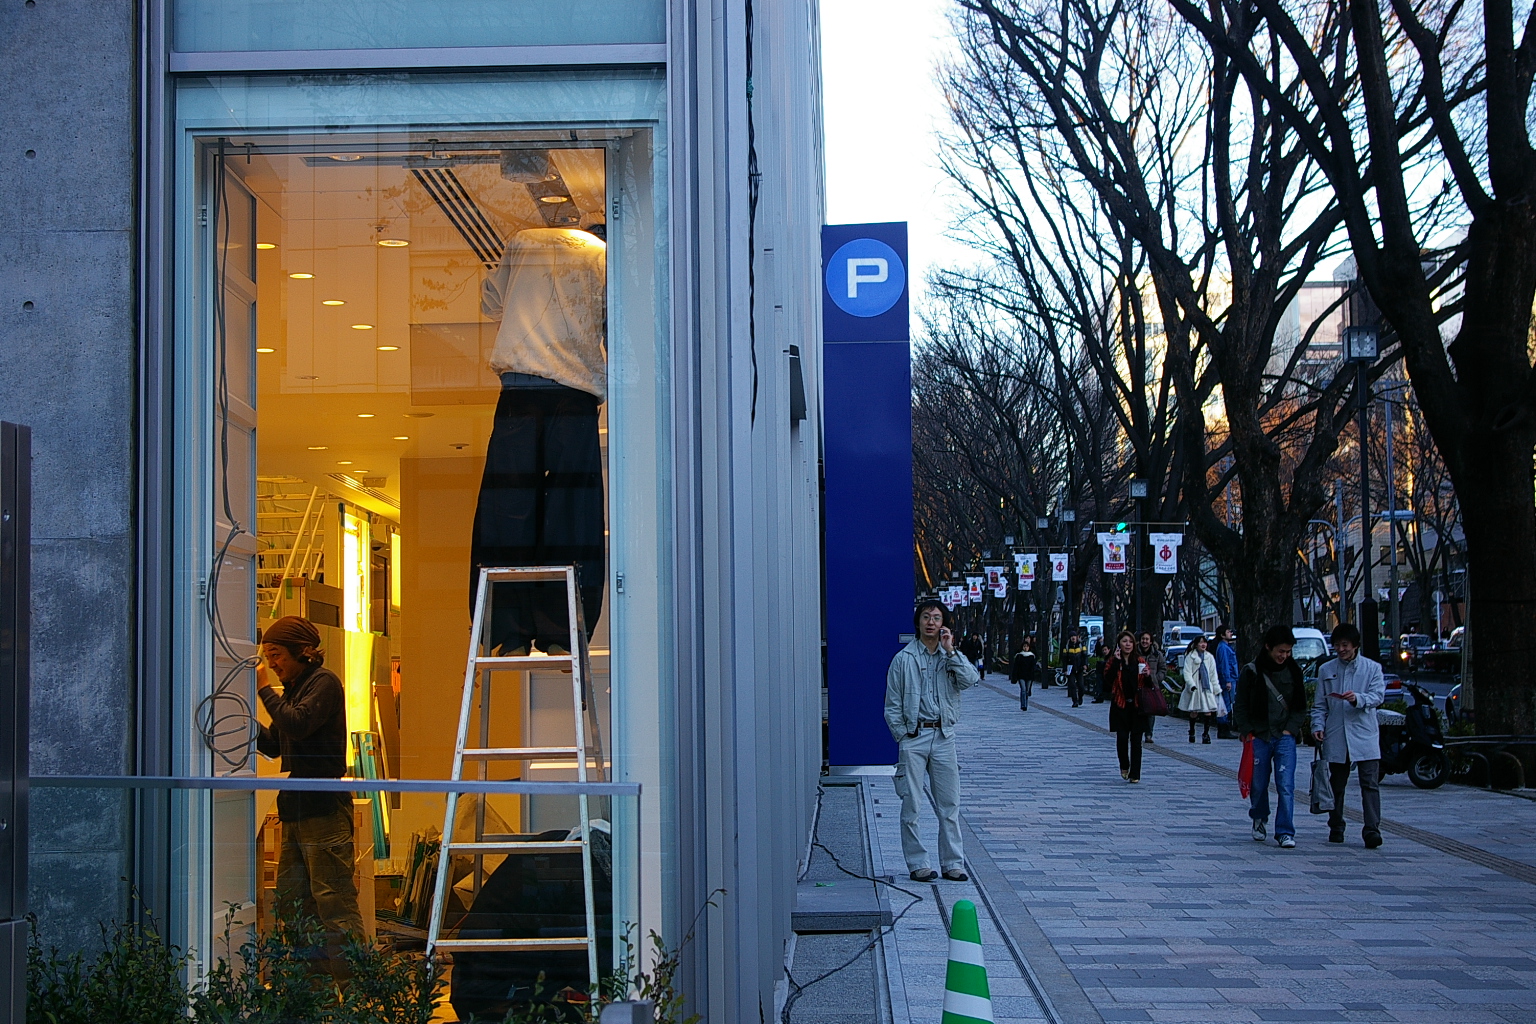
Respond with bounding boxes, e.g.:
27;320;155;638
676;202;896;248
1098;532;1128;574
986;566;1006;596
967;576;983;602
1015;553;1037;590
1150;532;1183;575
1049;553;1069;581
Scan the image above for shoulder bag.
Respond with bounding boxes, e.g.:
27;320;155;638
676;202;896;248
1136;676;1169;716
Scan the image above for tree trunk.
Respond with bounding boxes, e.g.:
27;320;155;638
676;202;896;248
1454;430;1536;736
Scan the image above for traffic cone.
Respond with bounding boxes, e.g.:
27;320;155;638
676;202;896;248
941;899;994;1024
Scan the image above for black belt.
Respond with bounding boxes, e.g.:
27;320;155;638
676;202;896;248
914;719;941;730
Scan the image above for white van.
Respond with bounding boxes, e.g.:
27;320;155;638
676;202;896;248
1290;626;1331;665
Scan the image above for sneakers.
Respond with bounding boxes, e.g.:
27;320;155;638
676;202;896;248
942;869;969;882
1364;831;1383;849
1328;828;1345;844
1251;820;1267;842
1278;835;1296;849
909;868;938;882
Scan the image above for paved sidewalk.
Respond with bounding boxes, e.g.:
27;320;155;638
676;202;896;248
929;677;1536;1024
863;768;1052;1024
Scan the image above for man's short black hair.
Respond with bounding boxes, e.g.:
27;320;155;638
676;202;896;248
1330;622;1362;647
1217;623;1233;637
913;600;949;630
1261;624;1297;649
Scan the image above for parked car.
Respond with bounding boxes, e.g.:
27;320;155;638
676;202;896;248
1290;626;1331;668
1446;625;1465;650
1383;671;1405;703
1445;682;1461;723
1162;625;1209;670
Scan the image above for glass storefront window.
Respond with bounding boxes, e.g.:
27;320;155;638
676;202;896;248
172;72;667;1000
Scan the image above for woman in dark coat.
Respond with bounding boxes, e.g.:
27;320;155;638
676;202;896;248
1103;630;1151;782
1011;636;1040;710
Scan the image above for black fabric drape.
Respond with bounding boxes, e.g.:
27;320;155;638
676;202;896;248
470;382;605;653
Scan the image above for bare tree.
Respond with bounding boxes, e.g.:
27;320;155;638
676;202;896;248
1164;0;1536;735
950;0;1368;659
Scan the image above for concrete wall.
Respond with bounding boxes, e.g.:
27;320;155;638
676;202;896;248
0;0;137;947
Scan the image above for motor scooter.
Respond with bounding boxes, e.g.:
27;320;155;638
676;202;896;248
1378;682;1449;789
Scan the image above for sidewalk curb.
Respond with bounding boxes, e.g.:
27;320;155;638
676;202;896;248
959;815;1104;1024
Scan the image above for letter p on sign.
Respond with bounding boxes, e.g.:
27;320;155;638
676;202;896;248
847;257;888;297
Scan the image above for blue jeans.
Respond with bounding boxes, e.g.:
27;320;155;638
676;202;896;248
1249;734;1297;838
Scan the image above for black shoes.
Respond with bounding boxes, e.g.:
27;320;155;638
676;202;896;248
910;868;939;882
1202;734;1212;744
1329;828;1345;844
942;869;969;882
1364;831;1383;849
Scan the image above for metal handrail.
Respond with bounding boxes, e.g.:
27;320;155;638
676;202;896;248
30;775;639;796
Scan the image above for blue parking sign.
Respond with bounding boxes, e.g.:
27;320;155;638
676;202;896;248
822;223;909;342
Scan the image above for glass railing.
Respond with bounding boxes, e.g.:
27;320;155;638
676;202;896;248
30;775;639;1022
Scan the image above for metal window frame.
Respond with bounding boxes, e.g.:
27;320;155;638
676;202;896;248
135;0;671;934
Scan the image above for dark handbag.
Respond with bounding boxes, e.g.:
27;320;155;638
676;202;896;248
1136;681;1169;716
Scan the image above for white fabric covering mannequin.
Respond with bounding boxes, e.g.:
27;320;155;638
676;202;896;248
480;227;607;399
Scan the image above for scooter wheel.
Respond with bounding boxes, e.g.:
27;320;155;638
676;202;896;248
1408;750;1449;789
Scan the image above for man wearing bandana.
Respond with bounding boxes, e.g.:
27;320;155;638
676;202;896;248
256;615;363;963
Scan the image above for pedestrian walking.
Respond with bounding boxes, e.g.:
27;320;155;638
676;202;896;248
1137;631;1165;742
1179;634;1221;744
1310;622;1386;848
884;600;980;882
1104;630;1151;783
1011;636;1039;711
1231;625;1307;848
1214;624;1239;738
960;632;985;679
1062;631;1088;706
1089;641;1110;702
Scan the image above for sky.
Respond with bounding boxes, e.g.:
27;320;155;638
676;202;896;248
819;0;979;310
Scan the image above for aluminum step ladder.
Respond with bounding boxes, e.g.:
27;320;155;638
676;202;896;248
425;566;606;985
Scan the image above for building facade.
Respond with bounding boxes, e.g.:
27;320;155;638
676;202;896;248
1;1;826;1018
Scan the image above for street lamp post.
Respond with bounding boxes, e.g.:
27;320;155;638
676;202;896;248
1344;325;1380;661
1130;479;1148;634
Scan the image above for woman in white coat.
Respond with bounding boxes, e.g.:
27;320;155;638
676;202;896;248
1179;634;1222;744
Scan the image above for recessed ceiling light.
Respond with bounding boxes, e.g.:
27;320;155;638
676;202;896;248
327;154;364;162
256;243;276;250
337;460;354;465
376;345;400;352
307;446;328;450
377;238;409;247
256;347;275;353
357;413;375;419
404;412;435;418
289;273;314;279
297;375;319;380
322;299;345;306
538;194;570;204
393;435;409;440
350;324;374;330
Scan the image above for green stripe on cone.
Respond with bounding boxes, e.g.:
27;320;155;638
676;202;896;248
942;900;994;1024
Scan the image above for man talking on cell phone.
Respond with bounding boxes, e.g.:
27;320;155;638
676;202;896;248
884;600;980;882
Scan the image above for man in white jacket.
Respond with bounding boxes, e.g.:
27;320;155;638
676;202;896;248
884;600;980;882
1311;622;1387;848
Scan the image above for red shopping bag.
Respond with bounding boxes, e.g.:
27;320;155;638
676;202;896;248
1238;737;1254;798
